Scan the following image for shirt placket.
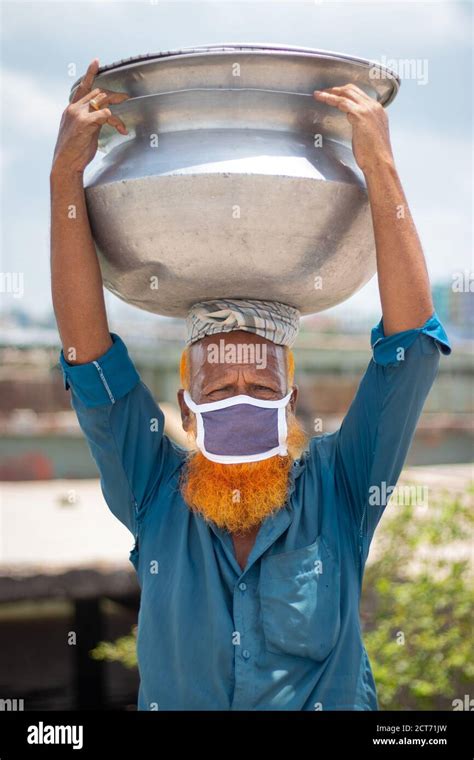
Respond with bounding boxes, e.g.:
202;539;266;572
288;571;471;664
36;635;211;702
229;506;294;709
231;563;259;709
202;467;300;709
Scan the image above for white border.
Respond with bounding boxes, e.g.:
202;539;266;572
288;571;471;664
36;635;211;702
183;390;292;413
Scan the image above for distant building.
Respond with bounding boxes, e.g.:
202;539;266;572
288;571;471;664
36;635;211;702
432;281;474;338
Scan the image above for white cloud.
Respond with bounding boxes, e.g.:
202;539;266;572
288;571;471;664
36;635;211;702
324;0;471;47
1;68;66;139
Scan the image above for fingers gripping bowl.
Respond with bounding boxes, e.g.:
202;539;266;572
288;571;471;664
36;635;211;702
70;44;400;318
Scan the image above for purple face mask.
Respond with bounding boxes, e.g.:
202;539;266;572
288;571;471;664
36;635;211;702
183;390;292;464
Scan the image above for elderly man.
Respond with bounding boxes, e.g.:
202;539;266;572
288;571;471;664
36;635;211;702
51;59;450;711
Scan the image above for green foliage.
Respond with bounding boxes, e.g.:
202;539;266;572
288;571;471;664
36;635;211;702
91;625;138;669
361;484;474;710
91;485;474;710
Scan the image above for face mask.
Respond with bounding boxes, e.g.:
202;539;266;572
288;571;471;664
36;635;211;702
183;390;293;464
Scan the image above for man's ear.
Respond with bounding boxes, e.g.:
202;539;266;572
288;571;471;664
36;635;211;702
289;385;298;413
177;389;192;432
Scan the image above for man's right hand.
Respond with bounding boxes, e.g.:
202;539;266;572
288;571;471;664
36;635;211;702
51;58;129;176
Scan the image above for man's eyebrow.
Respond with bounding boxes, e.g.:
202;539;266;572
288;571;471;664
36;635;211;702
200;371;237;395
201;369;282;395
202;378;235;393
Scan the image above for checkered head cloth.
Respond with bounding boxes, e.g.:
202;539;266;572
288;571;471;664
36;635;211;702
185;298;300;347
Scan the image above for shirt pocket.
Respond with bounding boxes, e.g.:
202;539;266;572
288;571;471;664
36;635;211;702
259;535;341;662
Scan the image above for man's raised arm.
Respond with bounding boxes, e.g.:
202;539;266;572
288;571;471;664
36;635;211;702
49;60;179;536
313;84;450;561
50;58;129;363
314;83;433;335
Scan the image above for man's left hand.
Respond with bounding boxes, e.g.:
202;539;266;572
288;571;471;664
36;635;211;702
313;84;395;175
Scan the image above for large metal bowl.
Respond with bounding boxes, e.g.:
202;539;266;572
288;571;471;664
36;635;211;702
73;44;400;318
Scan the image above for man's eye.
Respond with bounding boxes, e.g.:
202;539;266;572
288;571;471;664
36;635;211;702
207;386;233;397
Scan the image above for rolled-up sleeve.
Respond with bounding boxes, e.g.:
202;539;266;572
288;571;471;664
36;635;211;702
60;332;140;406
59;333;175;536
334;312;451;561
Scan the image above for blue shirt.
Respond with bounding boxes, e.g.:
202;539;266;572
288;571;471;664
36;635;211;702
59;313;451;711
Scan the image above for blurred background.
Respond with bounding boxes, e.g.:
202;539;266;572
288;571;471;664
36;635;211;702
0;0;472;710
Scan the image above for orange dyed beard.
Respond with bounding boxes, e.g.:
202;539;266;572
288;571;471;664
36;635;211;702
179;412;309;533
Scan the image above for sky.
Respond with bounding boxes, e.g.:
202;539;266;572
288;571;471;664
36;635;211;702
0;0;472;326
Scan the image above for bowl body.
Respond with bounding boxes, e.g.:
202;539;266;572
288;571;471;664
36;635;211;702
77;45;400;317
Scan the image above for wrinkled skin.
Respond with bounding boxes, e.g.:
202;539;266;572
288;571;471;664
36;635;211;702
177;330;298;420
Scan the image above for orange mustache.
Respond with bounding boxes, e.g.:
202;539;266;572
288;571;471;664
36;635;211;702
179;412;309;533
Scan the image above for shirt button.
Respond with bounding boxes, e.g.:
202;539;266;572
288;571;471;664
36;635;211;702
242;649;251;660
238;582;247;591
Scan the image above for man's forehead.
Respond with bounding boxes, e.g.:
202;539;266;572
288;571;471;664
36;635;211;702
189;331;285;374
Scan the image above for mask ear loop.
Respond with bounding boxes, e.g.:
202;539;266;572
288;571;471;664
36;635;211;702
194;411;206;452
277;398;290;455
183;391;205;453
